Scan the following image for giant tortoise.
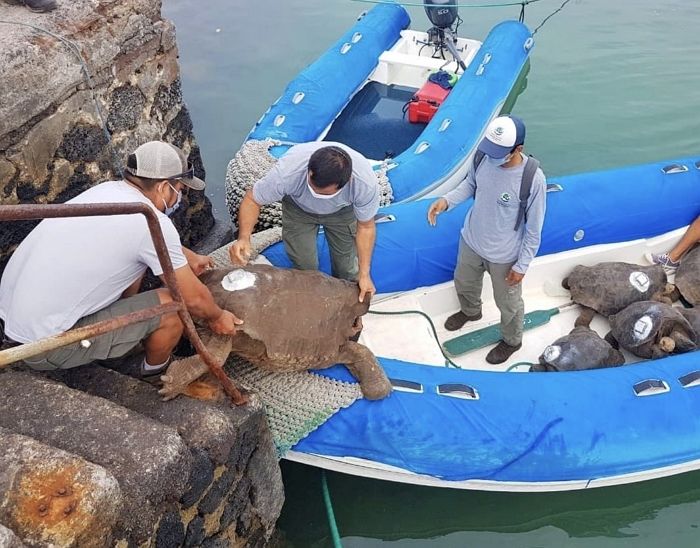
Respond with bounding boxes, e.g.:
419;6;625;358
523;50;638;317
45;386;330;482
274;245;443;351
531;326;625;372
605;301;696;359
159;265;392;401
562;262;673;327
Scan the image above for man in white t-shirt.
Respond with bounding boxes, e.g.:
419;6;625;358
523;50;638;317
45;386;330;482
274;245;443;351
0;141;242;374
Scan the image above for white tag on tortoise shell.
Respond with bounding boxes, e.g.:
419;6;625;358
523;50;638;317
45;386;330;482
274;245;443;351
221;269;256;291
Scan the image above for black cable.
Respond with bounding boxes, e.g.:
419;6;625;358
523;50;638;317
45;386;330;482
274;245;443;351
0;19;122;177
368;309;462;368
532;0;573;34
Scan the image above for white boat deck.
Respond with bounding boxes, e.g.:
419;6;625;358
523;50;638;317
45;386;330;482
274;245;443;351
360;226;687;372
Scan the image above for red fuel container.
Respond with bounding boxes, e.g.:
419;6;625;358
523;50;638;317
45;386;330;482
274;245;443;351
407;81;451;124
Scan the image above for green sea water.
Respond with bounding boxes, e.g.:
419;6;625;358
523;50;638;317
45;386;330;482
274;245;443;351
163;0;700;545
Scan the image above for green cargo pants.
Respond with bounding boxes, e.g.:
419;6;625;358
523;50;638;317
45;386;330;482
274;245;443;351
453;239;525;346
21;290;161;371
281;196;359;281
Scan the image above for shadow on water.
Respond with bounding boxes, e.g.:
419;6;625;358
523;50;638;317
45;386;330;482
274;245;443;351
276;460;700;546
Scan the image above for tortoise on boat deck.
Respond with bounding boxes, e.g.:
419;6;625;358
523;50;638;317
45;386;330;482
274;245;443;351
562;262;673;327
679;308;700;344
673;246;700;306
605;301;696;359
159;265;392;401
531;326;625;372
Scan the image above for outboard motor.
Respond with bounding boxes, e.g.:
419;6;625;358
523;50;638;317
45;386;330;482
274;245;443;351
424;0;459;29
423;0;467;71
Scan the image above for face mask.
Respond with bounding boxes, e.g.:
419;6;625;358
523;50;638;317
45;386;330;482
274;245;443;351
487;152;512;167
162;182;182;216
307;182;342;200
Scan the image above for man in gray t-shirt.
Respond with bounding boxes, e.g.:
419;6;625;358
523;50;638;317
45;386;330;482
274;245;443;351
427;115;547;364
229;142;380;302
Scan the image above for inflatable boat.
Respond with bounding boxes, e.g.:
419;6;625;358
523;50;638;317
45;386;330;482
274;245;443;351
263;156;700;491
243;2;533;204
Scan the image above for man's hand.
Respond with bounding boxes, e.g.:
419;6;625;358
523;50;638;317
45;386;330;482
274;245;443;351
208;310;243;335
358;273;376;303
427;198;448;226
229;238;252;266
506;269;525;286
188;253;214;276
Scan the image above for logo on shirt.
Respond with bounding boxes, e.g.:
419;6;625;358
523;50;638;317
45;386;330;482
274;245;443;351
499;192;511;205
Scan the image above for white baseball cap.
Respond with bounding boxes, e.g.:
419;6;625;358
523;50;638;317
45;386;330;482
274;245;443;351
127;141;205;190
477;115;526;159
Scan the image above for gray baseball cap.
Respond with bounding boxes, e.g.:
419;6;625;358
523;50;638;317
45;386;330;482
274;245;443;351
128;141;205;190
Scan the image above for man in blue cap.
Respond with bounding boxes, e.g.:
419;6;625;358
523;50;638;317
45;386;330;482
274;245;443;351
427;115;547;364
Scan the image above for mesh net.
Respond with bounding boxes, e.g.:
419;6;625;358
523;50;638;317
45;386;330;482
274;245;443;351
227;357;362;457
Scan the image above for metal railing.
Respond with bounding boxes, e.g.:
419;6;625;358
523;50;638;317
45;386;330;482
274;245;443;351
0;202;246;405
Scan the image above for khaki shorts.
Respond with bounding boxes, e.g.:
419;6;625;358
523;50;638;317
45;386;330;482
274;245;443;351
23;290;162;371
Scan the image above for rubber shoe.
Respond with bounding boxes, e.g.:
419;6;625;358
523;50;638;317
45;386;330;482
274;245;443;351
485;340;522;365
444;310;482;331
647;252;680;272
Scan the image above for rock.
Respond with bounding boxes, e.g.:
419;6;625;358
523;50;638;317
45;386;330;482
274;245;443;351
0;0;215;277
0;524;26;548
0;427;122;548
0;371;191;544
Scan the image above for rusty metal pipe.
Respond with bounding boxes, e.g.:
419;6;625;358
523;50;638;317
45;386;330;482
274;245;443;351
0;302;183;367
0;203;246;404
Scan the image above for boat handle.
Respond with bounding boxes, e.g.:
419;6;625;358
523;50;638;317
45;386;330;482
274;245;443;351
437;383;479;400
352;32;363;44
546;183;563;193
415;141;430;154
679;370;700;388
340;43;352;55
661;164;688;174
292;92;305;104
389;378;423;394
524;37;534;52
633;379;670;397
438;118;452;132
273;115;286;127
374;213;396;224
695;160;700;170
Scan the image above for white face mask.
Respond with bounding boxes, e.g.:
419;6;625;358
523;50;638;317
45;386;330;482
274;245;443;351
162;182;182;216
307;177;342;200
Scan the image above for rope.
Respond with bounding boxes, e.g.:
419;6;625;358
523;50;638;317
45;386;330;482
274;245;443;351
367;309;461;368
351;0;546;8
506;361;535;371
321;471;344;548
349;0;574;33
531;0;573;34
0;19;121;177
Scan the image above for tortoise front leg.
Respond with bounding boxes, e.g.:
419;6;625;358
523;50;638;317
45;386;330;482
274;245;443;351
337;341;392;400
159;334;236;401
574;306;596;328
